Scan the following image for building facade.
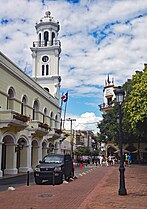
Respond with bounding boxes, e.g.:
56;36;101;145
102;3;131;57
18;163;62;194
0;11;65;177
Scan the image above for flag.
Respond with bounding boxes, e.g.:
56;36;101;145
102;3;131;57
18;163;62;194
61;92;68;102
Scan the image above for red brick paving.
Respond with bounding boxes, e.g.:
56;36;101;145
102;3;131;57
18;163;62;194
0;165;147;209
78;165;147;209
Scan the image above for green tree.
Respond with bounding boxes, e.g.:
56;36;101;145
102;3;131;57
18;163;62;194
98;65;147;146
124;66;147;139
74;146;90;157
98;107;118;144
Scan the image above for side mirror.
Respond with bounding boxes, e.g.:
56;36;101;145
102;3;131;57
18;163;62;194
39;160;42;163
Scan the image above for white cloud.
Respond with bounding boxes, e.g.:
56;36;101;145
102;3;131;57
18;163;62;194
63;112;102;133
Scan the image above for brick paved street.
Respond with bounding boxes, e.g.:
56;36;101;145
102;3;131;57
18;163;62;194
0;165;147;209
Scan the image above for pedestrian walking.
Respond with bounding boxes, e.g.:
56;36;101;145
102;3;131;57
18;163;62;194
99;155;103;166
128;153;132;167
124;153;128;166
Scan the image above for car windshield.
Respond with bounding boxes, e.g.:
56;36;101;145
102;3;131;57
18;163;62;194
42;155;64;164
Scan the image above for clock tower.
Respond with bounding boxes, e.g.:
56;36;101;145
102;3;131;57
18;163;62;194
30;11;61;100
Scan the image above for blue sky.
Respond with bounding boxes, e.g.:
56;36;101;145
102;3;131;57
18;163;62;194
1;0;147;131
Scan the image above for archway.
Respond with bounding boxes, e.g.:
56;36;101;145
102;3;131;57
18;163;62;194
16;137;27;173
1;134;16;175
107;145;118;159
42;141;47;158
107;145;117;156
125;145;137;162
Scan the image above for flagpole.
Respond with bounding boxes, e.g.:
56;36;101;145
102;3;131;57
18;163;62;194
61;91;68;130
63;101;67;129
60;93;63;130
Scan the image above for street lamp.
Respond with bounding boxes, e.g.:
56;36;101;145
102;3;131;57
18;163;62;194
114;86;127;195
66;118;76;159
15;140;25;152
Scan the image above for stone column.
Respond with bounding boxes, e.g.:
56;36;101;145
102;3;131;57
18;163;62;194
4;143;18;175
26;136;33;172
38;140;42;162
0;142;3;177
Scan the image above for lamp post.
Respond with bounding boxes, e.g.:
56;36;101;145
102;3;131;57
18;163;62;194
114;86;127;195
66;118;76;159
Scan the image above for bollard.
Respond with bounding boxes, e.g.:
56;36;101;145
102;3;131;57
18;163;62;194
52;171;55;186
27;171;30;186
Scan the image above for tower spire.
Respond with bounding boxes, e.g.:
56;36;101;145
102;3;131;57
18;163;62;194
107;74;111;85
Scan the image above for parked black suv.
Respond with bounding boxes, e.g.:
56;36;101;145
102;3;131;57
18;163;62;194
34;154;74;185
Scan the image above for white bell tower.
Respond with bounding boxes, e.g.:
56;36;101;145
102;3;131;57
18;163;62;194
30;11;61;100
99;75;115;114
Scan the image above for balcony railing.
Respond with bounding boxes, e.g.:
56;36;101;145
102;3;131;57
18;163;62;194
26;121;50;137
13;113;30;122
0;111;29;130
38;122;51;130
33;40;60;48
99;103;113;110
54;128;62;134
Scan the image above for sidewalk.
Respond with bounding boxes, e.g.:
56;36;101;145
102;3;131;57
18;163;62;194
78;164;147;209
0;164;147;209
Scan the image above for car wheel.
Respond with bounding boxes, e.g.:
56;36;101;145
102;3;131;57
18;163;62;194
35;177;42;185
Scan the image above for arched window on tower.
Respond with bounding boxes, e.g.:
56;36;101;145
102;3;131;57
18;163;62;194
39;33;41;47
42;65;45;76
46;65;49;75
44;31;49;46
51;32;55;45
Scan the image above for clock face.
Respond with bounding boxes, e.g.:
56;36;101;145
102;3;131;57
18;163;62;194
42;56;49;62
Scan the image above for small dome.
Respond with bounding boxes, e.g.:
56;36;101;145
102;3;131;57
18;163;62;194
45;11;51;17
35;10;60;32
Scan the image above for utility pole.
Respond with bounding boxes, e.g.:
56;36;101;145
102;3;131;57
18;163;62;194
66;118;76;159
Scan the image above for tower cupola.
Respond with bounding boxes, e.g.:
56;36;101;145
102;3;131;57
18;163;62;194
99;75;115;114
35;11;60;47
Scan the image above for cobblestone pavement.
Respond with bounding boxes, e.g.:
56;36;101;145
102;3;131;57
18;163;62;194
0;165;147;209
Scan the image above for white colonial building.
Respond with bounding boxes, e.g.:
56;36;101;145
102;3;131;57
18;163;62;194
0;11;68;177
